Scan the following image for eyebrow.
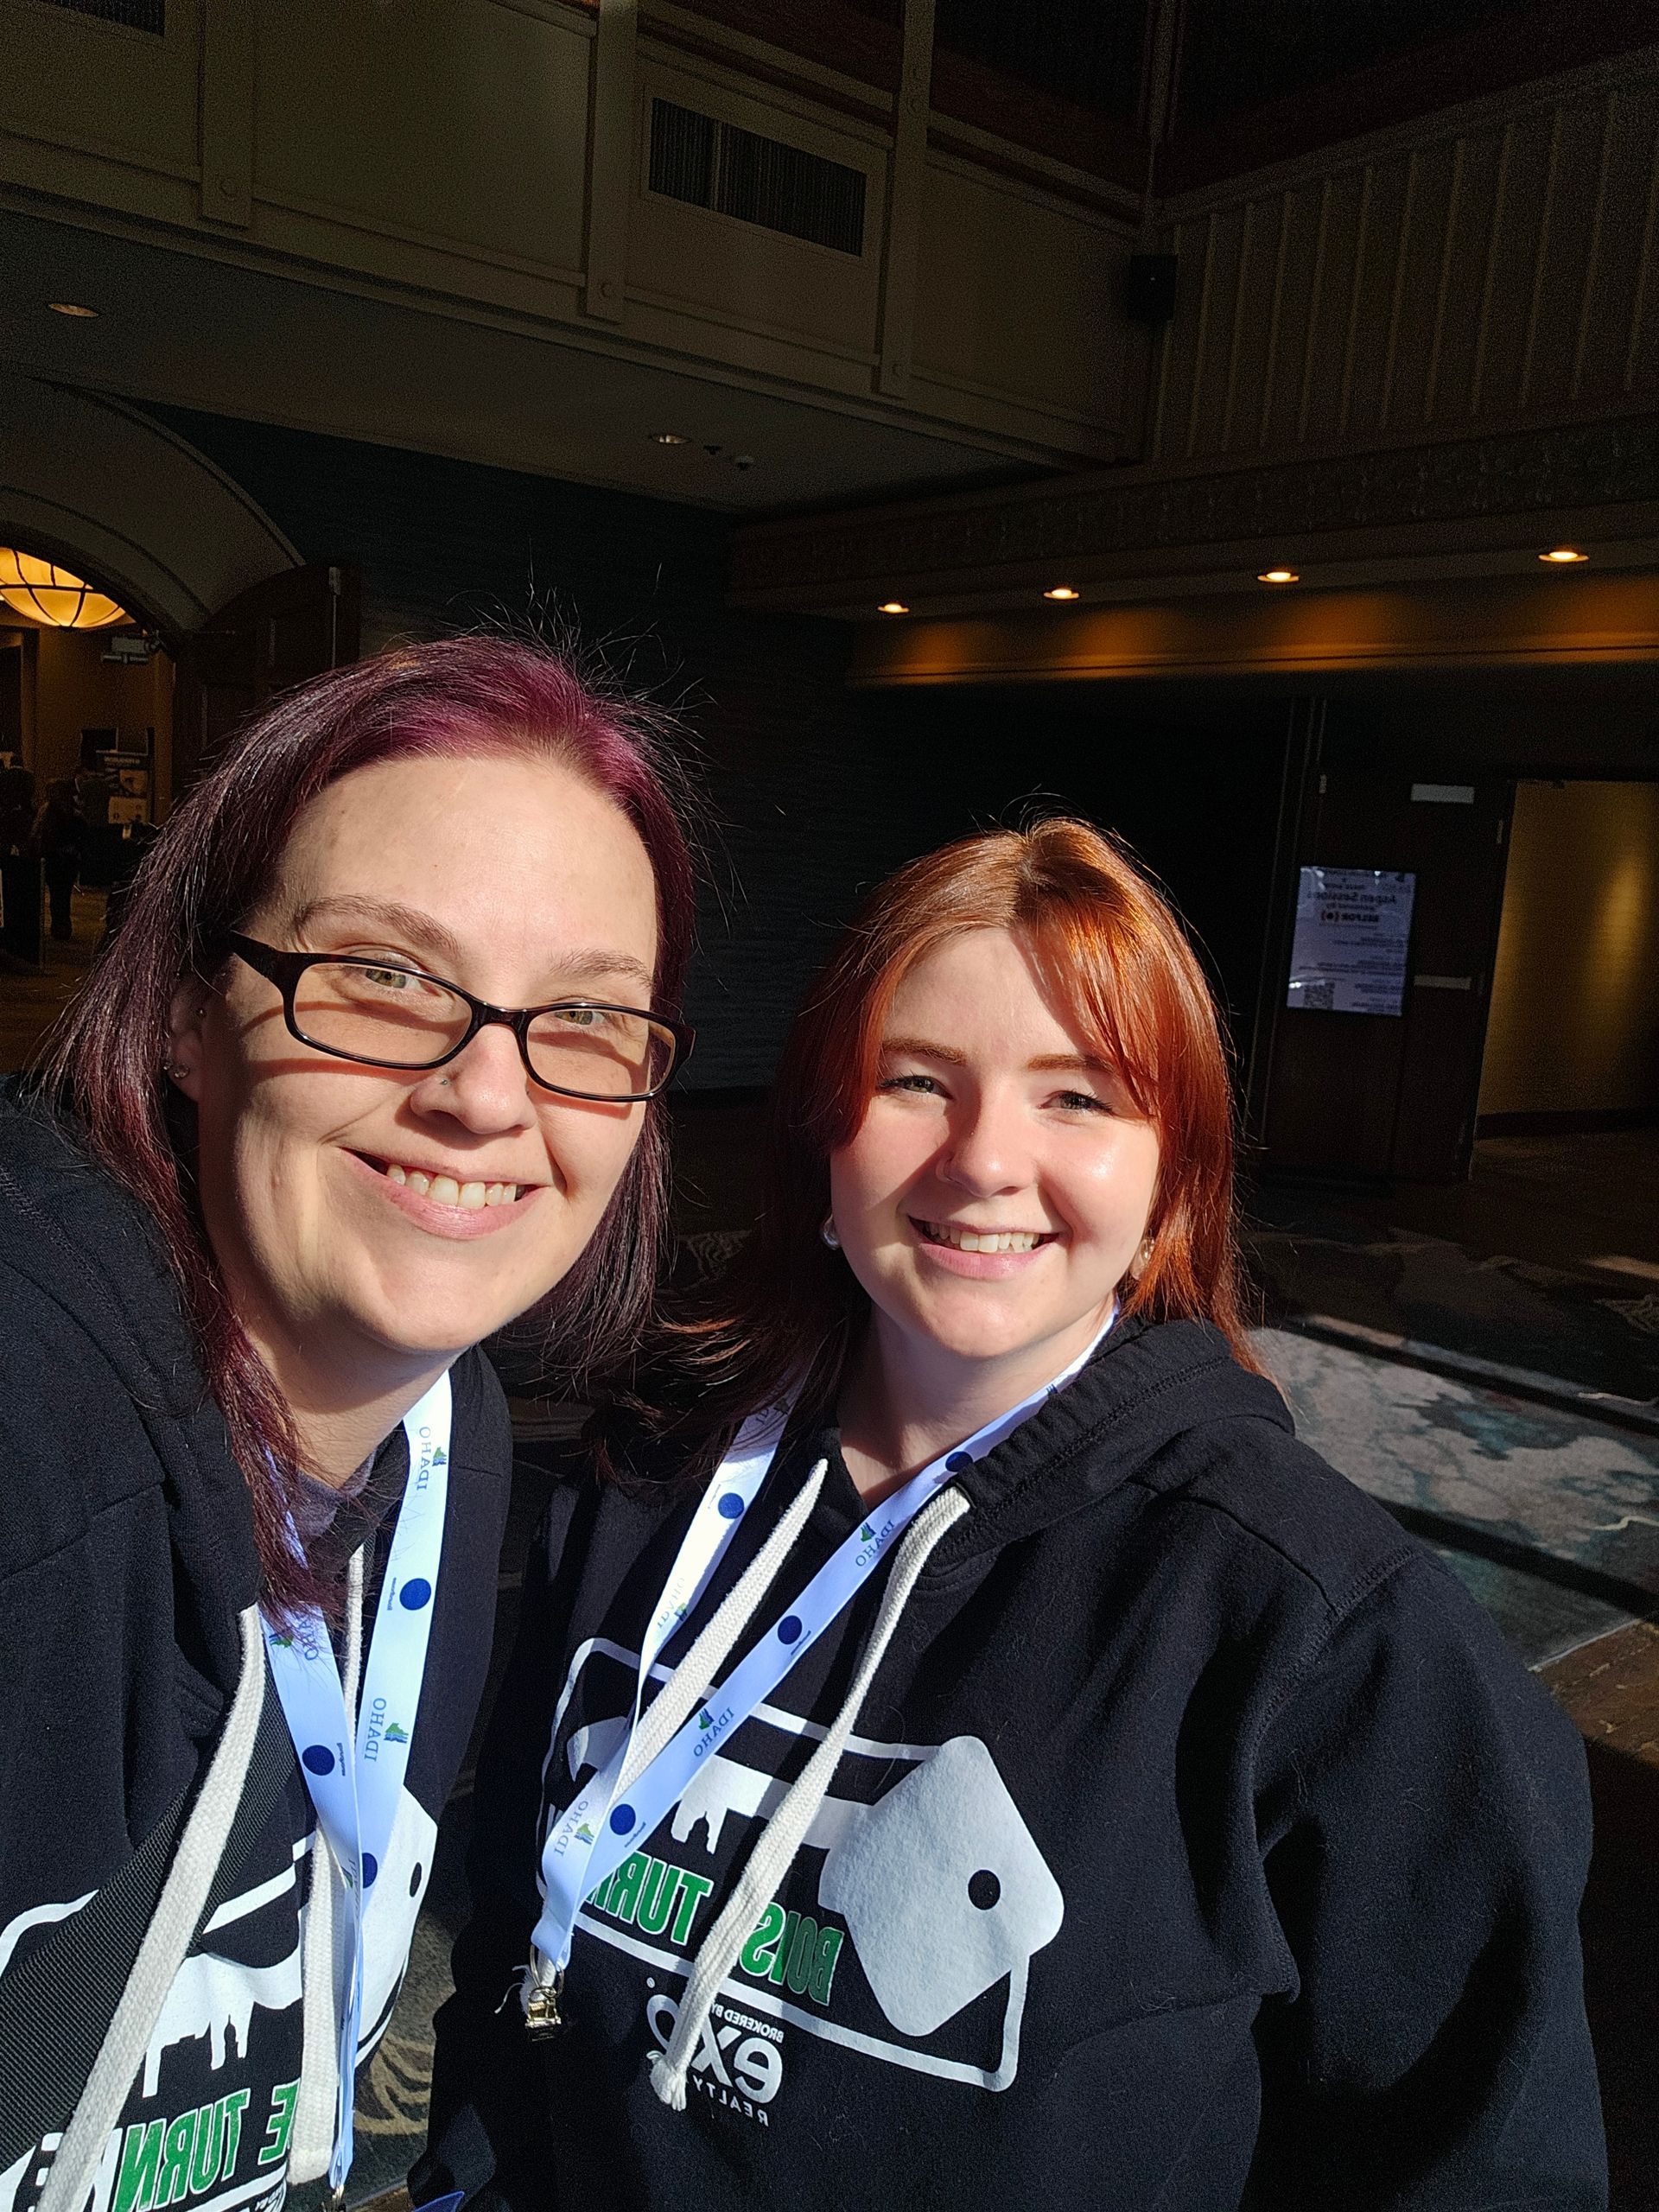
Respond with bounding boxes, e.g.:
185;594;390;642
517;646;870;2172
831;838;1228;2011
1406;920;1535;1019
880;1037;1112;1075
287;897;658;1000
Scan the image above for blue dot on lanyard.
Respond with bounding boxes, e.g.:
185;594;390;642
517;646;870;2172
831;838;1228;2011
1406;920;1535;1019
302;1745;335;1776
361;1853;378;1888
716;1491;744;1521
778;1615;803;1645
399;1577;433;1611
610;1804;636;1836
946;1452;975;1473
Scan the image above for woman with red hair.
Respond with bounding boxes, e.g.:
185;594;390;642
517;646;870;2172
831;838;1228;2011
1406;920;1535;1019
425;818;1603;2211
0;637;696;2212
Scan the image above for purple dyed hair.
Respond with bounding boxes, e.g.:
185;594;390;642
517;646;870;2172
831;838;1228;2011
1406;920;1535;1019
44;636;697;1618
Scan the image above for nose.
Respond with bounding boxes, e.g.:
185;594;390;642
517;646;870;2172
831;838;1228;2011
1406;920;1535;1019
409;1020;536;1135
939;1085;1031;1198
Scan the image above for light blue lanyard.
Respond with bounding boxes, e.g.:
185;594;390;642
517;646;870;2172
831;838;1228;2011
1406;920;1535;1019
529;1313;1113;2001
263;1370;452;2191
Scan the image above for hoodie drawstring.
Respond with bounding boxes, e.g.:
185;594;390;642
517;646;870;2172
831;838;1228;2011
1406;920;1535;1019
36;1607;268;2212
649;1484;970;2111
620;1462;828;1796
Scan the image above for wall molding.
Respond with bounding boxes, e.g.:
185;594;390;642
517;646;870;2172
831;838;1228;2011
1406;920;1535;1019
730;411;1659;608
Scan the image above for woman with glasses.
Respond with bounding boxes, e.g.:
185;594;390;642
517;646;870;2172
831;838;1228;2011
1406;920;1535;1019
421;818;1602;2212
0;637;696;2212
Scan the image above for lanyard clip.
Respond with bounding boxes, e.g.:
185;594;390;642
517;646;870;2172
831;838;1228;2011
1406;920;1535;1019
524;1967;566;2043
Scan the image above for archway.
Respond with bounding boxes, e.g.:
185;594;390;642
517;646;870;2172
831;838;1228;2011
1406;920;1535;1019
0;375;354;982
0;369;302;638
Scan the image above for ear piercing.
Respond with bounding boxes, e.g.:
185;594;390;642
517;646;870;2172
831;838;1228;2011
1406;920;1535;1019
1128;1236;1154;1282
820;1215;841;1250
166;1064;188;1081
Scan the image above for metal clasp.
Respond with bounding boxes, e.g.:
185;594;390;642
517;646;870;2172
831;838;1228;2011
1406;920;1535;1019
523;1967;565;2042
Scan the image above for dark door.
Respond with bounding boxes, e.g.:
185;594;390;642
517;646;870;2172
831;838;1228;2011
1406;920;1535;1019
173;563;360;792
1258;766;1513;1181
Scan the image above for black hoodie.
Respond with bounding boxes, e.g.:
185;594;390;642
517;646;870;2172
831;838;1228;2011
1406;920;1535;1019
417;1313;1605;2212
0;1084;512;2212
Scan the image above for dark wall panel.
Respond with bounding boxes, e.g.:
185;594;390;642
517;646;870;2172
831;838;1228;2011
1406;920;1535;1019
150;408;1290;1091
148;407;932;1088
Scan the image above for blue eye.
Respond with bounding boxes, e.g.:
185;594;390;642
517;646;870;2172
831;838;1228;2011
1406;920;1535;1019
1054;1090;1110;1114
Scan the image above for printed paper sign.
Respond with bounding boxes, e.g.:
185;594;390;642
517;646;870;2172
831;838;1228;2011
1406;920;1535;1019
1287;867;1415;1016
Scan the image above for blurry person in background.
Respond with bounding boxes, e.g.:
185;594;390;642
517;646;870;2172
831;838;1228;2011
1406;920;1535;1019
30;776;83;941
423;818;1603;2212
0;637;696;2212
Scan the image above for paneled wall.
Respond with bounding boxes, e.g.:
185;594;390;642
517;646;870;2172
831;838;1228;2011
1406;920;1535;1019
0;0;1136;469
1152;50;1659;461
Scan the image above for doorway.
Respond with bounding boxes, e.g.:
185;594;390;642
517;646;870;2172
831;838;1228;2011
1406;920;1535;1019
0;550;175;979
1255;753;1512;1183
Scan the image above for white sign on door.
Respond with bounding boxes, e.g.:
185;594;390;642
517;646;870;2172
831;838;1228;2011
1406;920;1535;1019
1287;868;1415;1016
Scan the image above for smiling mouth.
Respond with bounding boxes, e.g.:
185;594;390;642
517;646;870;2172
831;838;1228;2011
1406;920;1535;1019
365;1156;526;1211
912;1217;1058;1255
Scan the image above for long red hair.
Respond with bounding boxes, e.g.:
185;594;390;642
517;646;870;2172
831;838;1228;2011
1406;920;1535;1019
661;817;1258;1462
41;636;698;1617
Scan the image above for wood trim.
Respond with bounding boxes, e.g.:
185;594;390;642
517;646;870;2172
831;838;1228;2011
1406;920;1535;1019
583;0;637;322
843;575;1659;687
875;0;932;399
197;0;252;229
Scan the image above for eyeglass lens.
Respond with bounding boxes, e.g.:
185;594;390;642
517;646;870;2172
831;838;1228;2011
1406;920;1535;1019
291;962;674;1097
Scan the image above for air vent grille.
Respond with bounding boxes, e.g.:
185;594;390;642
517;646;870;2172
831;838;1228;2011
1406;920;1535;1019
649;99;867;257
40;0;163;28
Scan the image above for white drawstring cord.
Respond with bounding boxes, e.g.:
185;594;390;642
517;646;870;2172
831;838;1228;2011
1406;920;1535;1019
650;1484;970;2110
37;1608;268;2212
619;1462;827;1796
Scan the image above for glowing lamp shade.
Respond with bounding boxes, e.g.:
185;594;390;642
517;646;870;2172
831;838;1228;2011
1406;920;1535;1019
1539;547;1588;563
877;601;910;615
1257;568;1300;584
0;550;129;629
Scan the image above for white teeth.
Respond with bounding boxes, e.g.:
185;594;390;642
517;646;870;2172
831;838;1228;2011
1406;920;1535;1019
385;1162;522;1207
923;1221;1041;1254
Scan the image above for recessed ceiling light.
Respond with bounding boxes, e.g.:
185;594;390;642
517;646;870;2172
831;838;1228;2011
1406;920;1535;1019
878;601;909;615
648;431;689;446
48;301;99;318
1539;546;1588;563
1258;568;1300;584
1044;586;1080;601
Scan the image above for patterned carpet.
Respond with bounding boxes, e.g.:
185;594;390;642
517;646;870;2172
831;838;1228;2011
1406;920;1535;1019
1263;1326;1659;1666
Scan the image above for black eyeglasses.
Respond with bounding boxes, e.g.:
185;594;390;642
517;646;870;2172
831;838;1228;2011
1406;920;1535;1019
227;934;693;1103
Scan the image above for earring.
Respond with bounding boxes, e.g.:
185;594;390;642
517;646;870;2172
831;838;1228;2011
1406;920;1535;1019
1128;1236;1154;1282
820;1215;840;1250
166;1064;188;1082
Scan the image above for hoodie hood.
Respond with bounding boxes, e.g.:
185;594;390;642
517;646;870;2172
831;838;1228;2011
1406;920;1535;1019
932;1313;1292;1564
0;1077;259;1687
